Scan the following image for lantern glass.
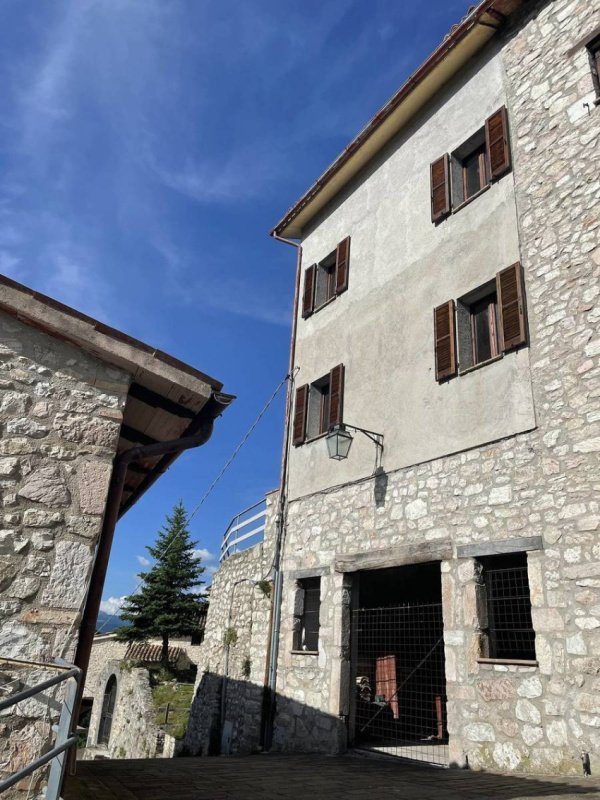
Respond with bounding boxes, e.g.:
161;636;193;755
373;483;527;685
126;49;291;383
326;425;353;460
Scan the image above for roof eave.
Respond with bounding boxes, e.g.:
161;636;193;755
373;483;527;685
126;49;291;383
272;0;523;241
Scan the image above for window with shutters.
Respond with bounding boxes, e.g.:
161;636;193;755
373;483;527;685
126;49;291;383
307;374;331;439
302;237;350;317
437;263;527;380
450;128;488;208
456;280;500;371
588;35;600;98
476;552;536;662
292;577;321;652
433;106;511;218
292;365;344;445
314;251;337;310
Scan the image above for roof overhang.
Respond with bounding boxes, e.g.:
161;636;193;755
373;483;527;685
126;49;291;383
0;274;234;514
272;0;524;240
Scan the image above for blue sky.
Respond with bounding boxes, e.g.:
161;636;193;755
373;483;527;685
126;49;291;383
0;0;472;615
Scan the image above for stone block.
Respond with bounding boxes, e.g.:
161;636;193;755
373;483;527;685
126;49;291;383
516;699;541;725
517;676;543;698
476;678;515;701
531;607;564;631
18;464;71;507
78;460;112;514
41;540;92;609
464;722;495;742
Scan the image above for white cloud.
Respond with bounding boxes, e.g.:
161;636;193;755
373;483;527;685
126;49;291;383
136;555;150;567
193;548;216;563
99;596;126;616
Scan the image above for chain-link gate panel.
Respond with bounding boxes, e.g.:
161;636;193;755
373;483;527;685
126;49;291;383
353;602;448;766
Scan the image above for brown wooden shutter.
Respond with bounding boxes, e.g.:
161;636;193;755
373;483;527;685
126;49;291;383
328;364;344;428
302;265;316;318
485;106;511;180
335;237;350;294
434;300;457;381
430;154;450;223
292;384;308;445
496;262;526;352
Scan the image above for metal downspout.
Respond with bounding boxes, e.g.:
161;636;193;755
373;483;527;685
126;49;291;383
67;393;227;779
261;233;302;750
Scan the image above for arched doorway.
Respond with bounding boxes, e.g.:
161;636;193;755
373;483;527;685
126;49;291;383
98;675;117;745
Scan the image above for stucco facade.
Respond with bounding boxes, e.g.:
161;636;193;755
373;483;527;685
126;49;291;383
272;0;600;776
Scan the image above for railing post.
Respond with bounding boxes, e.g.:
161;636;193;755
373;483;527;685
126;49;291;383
46;670;80;800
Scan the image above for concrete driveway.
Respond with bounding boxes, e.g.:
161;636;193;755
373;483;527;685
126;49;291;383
64;753;600;800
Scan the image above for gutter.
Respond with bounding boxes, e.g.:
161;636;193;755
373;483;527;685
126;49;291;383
272;0;513;238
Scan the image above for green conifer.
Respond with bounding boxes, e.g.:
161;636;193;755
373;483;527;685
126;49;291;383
117;501;206;666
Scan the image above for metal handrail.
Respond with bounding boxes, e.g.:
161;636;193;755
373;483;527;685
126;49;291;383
0;656;81;798
220;498;267;561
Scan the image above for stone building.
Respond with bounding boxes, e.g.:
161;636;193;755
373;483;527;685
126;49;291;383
184;490;277;756
266;0;600;776
0;276;232;795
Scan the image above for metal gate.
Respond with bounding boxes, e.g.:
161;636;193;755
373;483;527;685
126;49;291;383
352;602;448;766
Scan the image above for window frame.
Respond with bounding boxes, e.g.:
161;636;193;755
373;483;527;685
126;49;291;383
292;576;321;653
307;374;332;441
476;553;536;664
461;142;488;201
313;252;337;311
469;291;500;366
588;35;600;98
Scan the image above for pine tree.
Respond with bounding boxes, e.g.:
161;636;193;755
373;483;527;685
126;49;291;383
117;501;206;667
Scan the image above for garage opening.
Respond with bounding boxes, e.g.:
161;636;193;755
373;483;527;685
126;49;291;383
351;561;448;766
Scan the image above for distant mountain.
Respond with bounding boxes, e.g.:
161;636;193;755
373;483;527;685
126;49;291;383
95;611;127;634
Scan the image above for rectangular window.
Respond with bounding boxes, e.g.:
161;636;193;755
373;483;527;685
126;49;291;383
293;577;321;652
470;292;499;365
307;374;331;439
456;280;499;371
301;238;351;317
314;253;336;309
477;553;536;662
462;143;487;200
588;35;600;97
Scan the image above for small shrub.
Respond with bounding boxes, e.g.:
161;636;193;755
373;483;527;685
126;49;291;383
241;657;251;679
223;627;238;647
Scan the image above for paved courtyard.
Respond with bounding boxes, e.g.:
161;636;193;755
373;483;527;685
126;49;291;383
65;754;600;800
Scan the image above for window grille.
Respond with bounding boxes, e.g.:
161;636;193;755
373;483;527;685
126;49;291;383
293;577;320;652
482;556;535;661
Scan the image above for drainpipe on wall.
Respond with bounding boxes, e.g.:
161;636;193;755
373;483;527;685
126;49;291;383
261;233;302;750
67;393;230;780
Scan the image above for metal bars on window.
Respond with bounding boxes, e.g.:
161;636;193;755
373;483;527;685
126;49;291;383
485;564;535;661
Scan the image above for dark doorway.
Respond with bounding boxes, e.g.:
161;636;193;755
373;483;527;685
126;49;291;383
351;562;448;766
98;675;117;746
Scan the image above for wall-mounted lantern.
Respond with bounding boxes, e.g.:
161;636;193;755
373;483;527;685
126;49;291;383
326;423;384;467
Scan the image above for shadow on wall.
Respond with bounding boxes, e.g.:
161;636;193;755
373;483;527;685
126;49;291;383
183;671;595;789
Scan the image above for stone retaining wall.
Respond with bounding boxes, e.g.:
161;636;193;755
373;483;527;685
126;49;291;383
184;491;277;755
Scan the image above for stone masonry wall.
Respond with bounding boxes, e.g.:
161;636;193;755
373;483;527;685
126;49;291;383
272;0;600;775
83;634;203;696
184;491;277;755
0;310;130;792
84;661;167;761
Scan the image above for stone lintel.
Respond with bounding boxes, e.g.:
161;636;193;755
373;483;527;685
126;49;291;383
456;536;543;559
287;566;330;580
19;607;81;626
334;540;452;573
